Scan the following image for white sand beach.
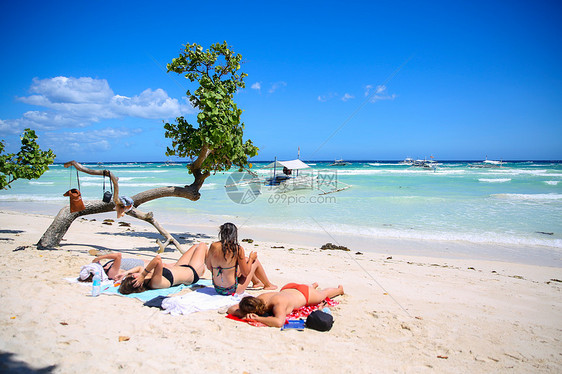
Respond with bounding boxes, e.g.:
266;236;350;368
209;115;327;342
0;209;561;373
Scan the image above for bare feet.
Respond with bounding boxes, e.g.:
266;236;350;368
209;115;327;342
312;282;319;289
338;285;344;295
263;284;278;290
250;282;264;289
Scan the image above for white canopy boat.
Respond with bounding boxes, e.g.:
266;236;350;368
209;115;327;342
264;158;311;187
412;158;438;171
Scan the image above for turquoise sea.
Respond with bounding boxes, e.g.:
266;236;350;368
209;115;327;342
1;160;561;261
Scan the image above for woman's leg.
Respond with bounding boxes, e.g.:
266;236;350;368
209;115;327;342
306;284;344;305
249;259;277;290
175;242;207;267
187;242;208;277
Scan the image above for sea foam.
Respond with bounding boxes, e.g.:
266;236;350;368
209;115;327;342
478;178;511;183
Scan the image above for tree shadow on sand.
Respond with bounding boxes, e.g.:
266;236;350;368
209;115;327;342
0;230;25;234
0;230;25;242
0;351;57;373
57;231;213;257
94;231;213;243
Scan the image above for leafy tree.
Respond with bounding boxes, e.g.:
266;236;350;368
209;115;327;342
165;41;258;187
0;128;55;189
38;42;258;250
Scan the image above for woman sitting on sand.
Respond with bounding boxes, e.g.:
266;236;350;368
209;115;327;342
206;222;276;295
227;282;344;327
78;252;148;282
117;242;207;294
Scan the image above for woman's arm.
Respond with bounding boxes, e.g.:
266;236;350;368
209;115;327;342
245;313;285;328
114;265;143;281
237;246;257;277
133;255;162;287
206;243;217;272
226;303;244;318
93;253;123;279
246;303;287;327
92;252;121;264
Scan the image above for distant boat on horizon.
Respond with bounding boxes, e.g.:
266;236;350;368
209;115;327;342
469;156;503;168
329;159;350;166
399;157;414;165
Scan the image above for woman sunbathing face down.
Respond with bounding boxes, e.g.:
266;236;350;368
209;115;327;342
227;282;344;327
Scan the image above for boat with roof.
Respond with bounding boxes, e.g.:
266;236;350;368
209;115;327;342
399;157;414;165
412;157;439;171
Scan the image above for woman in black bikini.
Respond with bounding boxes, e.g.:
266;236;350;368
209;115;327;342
118;242;207;294
78;252;148;282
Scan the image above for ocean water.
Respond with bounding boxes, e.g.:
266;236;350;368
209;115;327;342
1;160;561;253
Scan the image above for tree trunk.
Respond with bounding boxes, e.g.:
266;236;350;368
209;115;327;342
37;160;210;251
37;184;203;249
37;201;115;249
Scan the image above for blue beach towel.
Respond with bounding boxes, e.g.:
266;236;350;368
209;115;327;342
101;279;212;302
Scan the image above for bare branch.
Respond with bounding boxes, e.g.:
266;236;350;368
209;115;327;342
64;161;120;205
126;207;186;254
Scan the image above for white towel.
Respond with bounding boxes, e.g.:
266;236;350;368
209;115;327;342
79;263;109;282
162;287;248;316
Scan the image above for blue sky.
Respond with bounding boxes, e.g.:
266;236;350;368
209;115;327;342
0;0;560;162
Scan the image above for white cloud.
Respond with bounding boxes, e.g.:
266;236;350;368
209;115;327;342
42;127;142;154
317;92;338;102
365;84;396;102
2;76;193;135
26;76;114;104
341;93;354;102
251;82;261;91
268;81;287;93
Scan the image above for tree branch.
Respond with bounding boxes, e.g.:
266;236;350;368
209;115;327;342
126;207;186;254
64;161;120;205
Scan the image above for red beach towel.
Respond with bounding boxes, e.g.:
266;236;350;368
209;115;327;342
226;297;339;327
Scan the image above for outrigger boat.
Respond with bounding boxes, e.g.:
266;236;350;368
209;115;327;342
412;158;439;171
264;158;311;187
264;158;352;194
225;157;351;195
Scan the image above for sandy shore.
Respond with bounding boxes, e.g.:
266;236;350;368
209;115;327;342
0;209;560;373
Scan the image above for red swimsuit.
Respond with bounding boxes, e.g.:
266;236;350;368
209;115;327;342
281;283;310;305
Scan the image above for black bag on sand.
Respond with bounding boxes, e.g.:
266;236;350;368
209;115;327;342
306;310;334;331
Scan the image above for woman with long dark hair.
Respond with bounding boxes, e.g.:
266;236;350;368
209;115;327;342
206;222;276;295
227;282;344;327
117;242;207;294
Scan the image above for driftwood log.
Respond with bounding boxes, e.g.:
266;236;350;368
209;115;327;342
37;160;210;253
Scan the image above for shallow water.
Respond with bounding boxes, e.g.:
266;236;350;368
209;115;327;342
1;160;561;252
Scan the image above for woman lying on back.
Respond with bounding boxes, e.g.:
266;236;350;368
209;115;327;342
227;282;344;327
78;252;148;282
206;222;276;295
118;242;207;294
